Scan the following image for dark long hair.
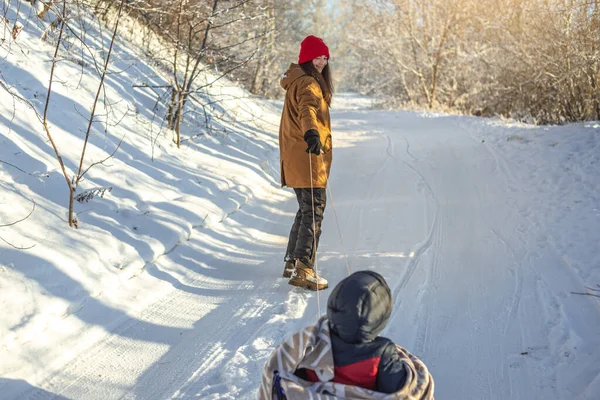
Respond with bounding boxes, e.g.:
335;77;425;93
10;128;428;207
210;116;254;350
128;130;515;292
299;61;334;105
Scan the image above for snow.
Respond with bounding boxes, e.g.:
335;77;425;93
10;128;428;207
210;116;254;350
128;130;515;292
1;3;599;399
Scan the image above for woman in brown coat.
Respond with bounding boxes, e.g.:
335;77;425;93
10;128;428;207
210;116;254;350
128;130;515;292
279;35;334;291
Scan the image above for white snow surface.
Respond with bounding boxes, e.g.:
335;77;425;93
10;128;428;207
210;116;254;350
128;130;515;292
1;4;599;399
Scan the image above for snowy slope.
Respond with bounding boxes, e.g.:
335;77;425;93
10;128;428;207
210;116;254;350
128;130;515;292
2;3;600;400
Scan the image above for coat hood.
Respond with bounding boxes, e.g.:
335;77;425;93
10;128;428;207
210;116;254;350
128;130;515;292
327;271;393;344
280;63;309;91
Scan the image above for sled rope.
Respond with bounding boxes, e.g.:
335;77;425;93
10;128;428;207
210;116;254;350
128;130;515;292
308;149;352;318
311;152;351;278
308;151;322;317
327;184;351;276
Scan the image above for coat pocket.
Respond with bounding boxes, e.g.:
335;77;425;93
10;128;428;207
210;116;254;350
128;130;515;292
322;134;332;153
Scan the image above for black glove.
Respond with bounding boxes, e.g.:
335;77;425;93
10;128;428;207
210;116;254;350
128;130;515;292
304;129;322;155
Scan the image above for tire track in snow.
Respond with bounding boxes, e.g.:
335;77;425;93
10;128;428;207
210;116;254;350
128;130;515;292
164;295;275;396
384;133;395;158
176;288;312;399
21;181;278;399
414;206;444;355
45;273;282;399
401;135;418;161
466;120;593;398
472;125;536;397
387;135;440;330
30;288;212;399
488;226;525;338
475;128;528;341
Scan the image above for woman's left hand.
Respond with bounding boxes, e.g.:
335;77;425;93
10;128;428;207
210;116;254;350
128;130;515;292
304;129;322;155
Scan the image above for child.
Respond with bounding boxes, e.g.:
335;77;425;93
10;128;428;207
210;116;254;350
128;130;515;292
260;271;434;399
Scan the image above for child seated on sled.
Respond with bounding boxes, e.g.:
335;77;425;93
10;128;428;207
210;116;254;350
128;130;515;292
296;270;407;393
260;271;434;399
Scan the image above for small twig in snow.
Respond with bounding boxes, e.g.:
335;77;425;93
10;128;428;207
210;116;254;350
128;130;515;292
571;291;600;299
0;197;35;227
0;236;36;250
0;160;33;176
0;197;36;250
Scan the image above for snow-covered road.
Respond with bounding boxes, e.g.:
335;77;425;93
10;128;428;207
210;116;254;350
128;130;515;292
3;95;599;399
2;1;600;398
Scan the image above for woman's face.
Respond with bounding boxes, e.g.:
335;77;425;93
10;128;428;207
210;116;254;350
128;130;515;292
312;56;328;73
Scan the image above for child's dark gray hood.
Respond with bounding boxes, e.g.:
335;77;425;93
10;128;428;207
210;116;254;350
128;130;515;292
327;271;392;344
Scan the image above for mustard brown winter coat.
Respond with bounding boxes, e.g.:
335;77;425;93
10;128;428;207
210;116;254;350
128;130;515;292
279;64;332;188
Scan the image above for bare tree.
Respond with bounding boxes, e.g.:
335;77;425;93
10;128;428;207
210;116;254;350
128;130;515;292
114;0;270;146
331;0;599;124
41;0;125;227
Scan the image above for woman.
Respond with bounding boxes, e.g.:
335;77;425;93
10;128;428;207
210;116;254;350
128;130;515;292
278;35;334;291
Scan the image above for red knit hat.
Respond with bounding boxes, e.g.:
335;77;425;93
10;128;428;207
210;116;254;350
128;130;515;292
298;35;330;64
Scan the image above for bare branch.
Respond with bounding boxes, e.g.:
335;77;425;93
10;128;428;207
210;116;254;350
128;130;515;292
0;72;44;125
79;127;127;180
0;160;42;176
41;0;74;211
0;236;36;250
0;197;35;227
76;0;124;184
571;291;600;298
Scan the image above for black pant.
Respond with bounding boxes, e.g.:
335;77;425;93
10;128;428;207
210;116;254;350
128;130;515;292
285;188;327;269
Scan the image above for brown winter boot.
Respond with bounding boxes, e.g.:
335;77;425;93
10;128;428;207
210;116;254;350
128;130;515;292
282;260;296;278
288;260;328;290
